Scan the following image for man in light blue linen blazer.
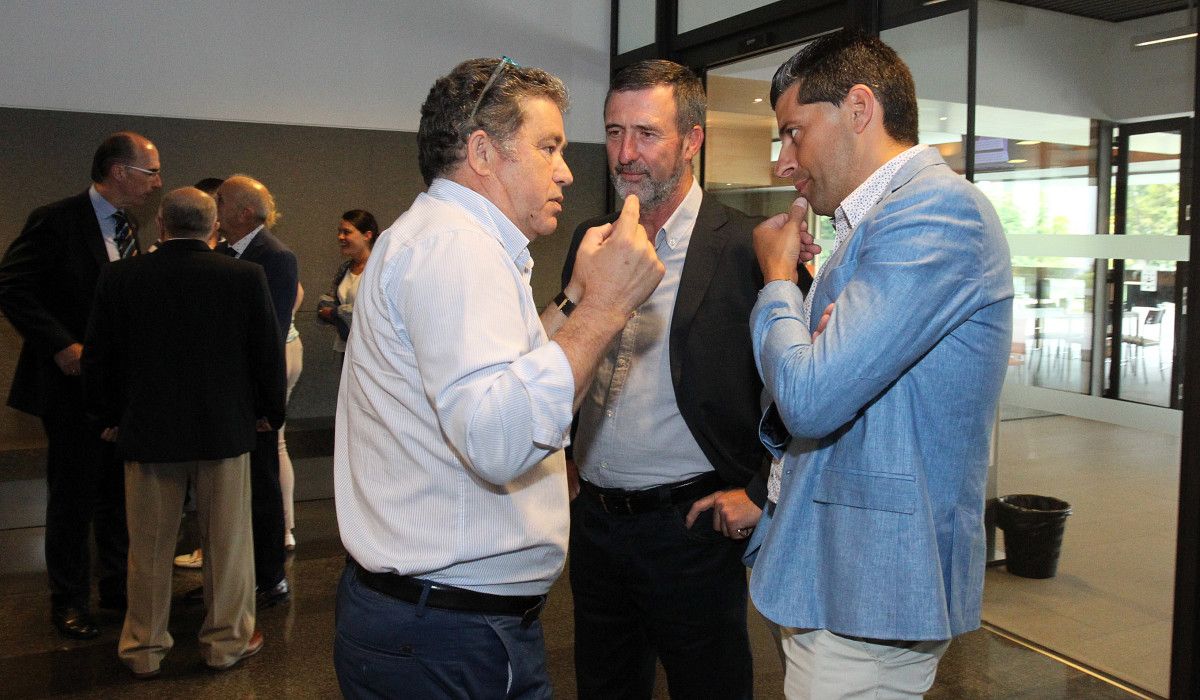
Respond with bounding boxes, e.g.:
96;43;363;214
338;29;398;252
748;32;1013;697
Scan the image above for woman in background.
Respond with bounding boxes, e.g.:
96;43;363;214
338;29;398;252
317;210;377;355
280;284;303;550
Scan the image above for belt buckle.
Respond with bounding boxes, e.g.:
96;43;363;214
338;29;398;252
520;596;546;628
598;492;633;515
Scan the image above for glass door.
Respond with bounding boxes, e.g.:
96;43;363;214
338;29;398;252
1107;118;1191;408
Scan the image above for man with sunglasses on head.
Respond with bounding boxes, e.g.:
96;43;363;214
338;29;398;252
333;58;664;698
0;131;160;640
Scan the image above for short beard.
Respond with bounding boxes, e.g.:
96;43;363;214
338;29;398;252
611;159;686;214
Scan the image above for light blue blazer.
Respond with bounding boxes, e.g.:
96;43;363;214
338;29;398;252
747;147;1013;641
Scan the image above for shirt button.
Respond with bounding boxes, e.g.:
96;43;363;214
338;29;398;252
605;409;614;417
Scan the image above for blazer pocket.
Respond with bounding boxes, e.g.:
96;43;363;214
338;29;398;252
812;467;917;514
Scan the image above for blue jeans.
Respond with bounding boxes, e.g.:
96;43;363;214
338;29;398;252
334;564;552;699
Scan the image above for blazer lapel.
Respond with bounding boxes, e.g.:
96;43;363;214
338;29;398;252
669;196;730;387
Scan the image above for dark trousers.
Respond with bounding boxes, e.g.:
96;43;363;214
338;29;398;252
250;429;285;590
333;564;552;699
569;490;753;700
41;399;127;610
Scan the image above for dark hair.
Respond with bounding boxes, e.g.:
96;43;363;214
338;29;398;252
193;178;225;195
770;31;918;146
90;132;140;183
607;59;706;136
417;58;568;186
342;209;379;248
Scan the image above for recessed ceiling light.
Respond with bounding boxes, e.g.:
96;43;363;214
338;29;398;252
939;116;948;121
753;98;763;103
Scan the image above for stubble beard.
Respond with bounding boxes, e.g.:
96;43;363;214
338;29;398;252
611;159;686;213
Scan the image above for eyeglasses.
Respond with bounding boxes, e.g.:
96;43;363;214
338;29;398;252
468;56;519;122
122;164;161;177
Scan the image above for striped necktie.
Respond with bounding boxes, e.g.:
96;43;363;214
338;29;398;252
112;211;137;259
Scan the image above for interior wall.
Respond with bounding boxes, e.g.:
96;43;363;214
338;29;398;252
0;115;608;449
0;1;616;452
0;0;611;140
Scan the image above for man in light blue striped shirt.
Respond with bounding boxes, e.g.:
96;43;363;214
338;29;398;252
333;58;664;699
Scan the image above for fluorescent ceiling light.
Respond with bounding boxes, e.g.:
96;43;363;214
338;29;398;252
1133;29;1197;48
1133;0;1196;48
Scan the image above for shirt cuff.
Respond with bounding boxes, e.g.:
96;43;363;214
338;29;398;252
511;340;575;448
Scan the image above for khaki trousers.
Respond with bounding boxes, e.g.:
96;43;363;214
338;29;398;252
780;627;950;699
119;454;256;673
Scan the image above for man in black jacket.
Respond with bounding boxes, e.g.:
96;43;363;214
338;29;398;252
214;174;296;605
554;61;813;699
84;186;285;677
0;131;160;639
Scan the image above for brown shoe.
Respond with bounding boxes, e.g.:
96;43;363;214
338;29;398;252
207;630;264;670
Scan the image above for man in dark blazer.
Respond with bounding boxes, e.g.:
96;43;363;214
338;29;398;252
84;186;284;677
214;174;296;606
0;131;160;639
554;61;813;699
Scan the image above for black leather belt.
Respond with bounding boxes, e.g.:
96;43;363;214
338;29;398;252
579;472;726;515
352;560;546;627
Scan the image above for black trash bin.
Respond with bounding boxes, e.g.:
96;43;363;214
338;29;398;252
995;494;1072;579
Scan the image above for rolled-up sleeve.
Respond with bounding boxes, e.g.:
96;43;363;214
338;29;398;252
398;228;573;486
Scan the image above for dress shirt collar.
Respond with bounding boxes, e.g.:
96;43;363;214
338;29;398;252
654;178;703;251
89;184;119;220
88;184;121;239
834;144;927;233
427;178;533;271
229;224;265;258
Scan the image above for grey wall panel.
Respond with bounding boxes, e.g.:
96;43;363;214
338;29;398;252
0;107;609;451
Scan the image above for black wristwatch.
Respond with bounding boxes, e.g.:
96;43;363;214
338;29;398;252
553;290;577;317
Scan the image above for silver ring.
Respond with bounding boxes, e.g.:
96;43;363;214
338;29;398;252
737;528;749;535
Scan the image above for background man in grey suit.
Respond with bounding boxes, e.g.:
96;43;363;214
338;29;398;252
214;175;296;607
560;60;811;699
84;187;285;678
0;131;160;639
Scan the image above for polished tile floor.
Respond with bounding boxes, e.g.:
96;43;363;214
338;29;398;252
987;414;1178;697
0;494;1147;698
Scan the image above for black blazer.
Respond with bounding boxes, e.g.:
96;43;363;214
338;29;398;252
237;228;298;343
0;190;138;416
83;238;287;463
562;194;813;506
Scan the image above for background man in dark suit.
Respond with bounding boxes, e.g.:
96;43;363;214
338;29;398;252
557;60;812;699
214;174;296;606
84;187;285;677
0;131;160;639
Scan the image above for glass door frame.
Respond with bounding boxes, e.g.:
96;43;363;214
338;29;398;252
1108;116;1191;408
608;1;1200;696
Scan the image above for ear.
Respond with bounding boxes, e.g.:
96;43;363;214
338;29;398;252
464;128;498;177
844;84;876;135
681;124;705;161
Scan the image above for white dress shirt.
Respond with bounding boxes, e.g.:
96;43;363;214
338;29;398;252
574;180;712;489
88;185;121;262
334;178;574;596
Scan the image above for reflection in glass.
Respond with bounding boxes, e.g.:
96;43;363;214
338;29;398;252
617;0;656;54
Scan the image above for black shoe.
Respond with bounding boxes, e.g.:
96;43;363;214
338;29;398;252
256;578;290;610
52;606;99;639
98;594;128;612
